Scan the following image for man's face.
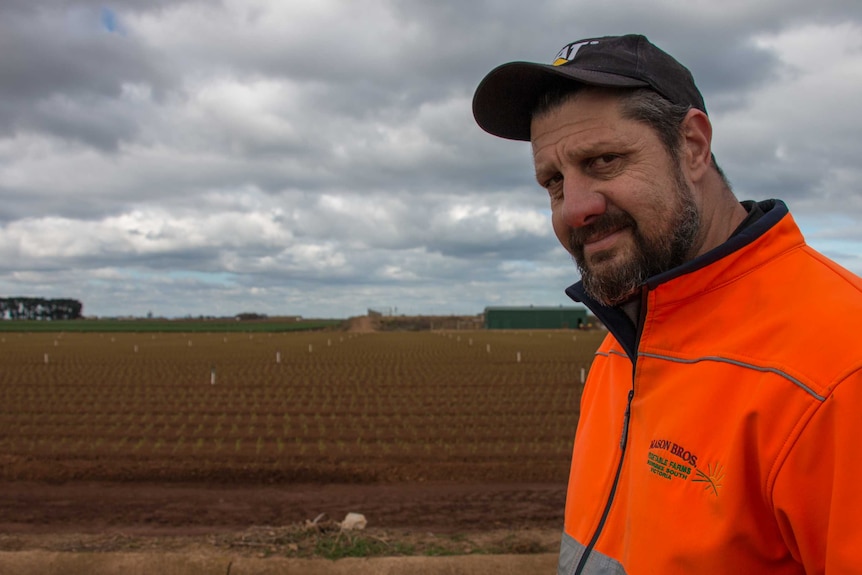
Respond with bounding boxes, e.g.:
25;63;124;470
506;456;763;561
531;90;701;306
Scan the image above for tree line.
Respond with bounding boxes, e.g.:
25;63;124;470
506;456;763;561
0;297;83;320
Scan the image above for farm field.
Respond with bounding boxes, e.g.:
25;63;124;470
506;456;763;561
0;328;604;563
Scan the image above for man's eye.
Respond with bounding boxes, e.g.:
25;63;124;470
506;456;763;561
542;174;563;198
592;154;619;168
544;173;563;188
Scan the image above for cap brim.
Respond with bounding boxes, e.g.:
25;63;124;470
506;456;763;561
472;62;649;141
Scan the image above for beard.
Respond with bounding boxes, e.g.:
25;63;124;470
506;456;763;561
569;166;701;307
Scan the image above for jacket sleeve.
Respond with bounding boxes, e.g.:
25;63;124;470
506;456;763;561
771;368;862;574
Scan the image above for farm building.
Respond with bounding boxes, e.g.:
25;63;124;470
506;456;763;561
483;306;588;330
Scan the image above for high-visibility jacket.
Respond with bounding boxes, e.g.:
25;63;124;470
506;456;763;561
559;200;862;575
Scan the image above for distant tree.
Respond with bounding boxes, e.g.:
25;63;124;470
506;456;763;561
0;297;83;320
235;312;268;321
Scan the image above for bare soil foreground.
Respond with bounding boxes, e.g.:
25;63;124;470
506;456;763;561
0;480;563;574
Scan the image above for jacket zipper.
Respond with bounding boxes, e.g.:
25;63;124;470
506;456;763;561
572;290;646;575
572;387;634;575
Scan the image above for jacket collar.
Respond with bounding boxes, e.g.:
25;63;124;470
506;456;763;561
566;200;800;355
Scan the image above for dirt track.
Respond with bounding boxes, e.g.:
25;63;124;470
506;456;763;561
0;549;559;575
0;480;565;535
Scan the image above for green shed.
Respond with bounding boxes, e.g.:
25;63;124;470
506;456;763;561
483;306;587;330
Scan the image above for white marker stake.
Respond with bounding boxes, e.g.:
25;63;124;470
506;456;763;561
211;367;216;385
308;344;313;353
580;368;586;384
44;353;49;364
517;352;521;363
486;344;491;353
276;351;281;364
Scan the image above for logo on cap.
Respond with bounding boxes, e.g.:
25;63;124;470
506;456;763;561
552;39;599;66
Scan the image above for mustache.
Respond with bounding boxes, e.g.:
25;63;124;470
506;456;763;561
568;210;637;253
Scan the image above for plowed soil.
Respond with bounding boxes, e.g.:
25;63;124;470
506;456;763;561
0;480;565;537
0;479;565;572
0;328;598;568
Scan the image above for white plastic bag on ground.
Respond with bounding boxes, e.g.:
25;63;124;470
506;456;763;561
341;512;367;530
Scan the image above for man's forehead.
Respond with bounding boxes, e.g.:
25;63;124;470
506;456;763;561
531;99;633;154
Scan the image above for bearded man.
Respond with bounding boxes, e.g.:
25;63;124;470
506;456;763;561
473;34;862;575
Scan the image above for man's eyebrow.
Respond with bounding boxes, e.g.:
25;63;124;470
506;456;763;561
564;139;625;160
533;161;555;184
533;138;627;176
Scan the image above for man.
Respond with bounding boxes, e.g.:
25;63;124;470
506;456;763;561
473;34;862;574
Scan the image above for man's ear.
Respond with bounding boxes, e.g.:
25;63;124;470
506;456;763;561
681;109;712;182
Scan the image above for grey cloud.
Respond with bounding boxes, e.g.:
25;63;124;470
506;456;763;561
1;1;860;318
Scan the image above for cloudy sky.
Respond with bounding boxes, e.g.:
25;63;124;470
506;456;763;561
2;1;861;319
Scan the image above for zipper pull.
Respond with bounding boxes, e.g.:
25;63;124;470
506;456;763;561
620;389;634;450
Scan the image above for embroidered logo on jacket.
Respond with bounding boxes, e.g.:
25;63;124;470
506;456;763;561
646;438;721;495
692;463;725;496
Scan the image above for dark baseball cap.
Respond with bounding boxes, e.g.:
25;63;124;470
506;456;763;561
472;34;706;141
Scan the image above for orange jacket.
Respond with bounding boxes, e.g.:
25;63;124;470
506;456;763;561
560;200;862;575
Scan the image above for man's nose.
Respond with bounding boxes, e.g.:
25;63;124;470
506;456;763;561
558;176;606;229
